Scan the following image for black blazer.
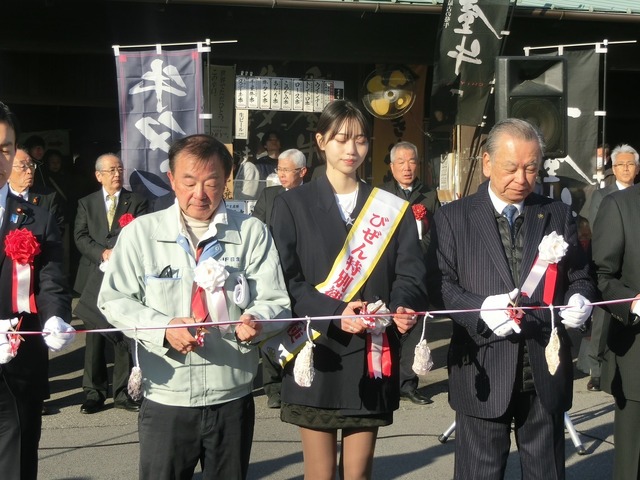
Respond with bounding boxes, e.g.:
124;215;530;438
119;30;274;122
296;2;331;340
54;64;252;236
73;188;149;292
0;193;71;400
271;175;427;413
592;184;640;401
252;185;285;226
433;181;595;418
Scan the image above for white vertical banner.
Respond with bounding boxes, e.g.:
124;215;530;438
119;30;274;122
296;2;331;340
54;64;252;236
259;77;271;110
313;80;324;112
281;78;292;111
292;79;304;111
235;108;249;140
247;77;259;109
303;80;314;112
271;77;282;110
235;75;247;108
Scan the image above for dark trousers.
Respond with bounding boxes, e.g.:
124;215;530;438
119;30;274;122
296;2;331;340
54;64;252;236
587;307;610;377
261;350;282;398
613;397;640;480
399;321;423;393
138;394;255;480
454;391;565;480
82;332;132;402
0;375;43;480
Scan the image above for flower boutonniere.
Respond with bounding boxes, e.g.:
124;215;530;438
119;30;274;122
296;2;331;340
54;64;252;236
118;213;135;228
411;204;428;240
192;257;231;344
4;228;41;313
521;231;568;304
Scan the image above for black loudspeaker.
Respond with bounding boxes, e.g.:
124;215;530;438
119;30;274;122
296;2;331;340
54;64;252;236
495;56;567;158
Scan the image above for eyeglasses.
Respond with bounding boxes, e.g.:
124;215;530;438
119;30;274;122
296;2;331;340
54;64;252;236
12;163;37;171
99;168;124;176
275;167;302;174
613;163;636;169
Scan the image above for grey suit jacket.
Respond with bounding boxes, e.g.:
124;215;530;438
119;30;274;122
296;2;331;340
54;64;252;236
592;184;640;401
434;181;595;418
587;182;619;227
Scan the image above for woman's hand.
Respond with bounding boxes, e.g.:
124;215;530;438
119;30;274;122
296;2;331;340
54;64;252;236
341;300;366;334
393;306;418;334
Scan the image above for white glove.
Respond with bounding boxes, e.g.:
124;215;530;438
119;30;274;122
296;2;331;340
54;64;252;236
0;318;20;364
560;294;593;329
480;288;521;337
43;316;76;352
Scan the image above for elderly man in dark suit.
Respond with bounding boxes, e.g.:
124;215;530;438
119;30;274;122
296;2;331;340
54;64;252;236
585;144;639;392
379;141;440;405
74;153;148;414
0;102;75;480
592;183;640;479
9;146;65;233
252;148;306;408
433;118;595;480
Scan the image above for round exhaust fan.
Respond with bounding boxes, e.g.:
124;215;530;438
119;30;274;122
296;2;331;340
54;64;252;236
362;68;417;120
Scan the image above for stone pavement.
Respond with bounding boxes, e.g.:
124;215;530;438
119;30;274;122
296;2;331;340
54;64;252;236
38;311;615;479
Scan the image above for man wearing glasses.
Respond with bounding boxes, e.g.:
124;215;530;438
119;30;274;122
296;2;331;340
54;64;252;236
9;147;65;233
252;148;307;408
73;153;148;414
586;144;639;393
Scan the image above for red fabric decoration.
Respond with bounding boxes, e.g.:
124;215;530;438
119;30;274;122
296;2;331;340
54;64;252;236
118;213;135;228
5;229;41;265
412;204;426;221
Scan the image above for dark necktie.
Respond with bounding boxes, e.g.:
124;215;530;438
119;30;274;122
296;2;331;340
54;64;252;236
503;205;518;241
402;189;411;200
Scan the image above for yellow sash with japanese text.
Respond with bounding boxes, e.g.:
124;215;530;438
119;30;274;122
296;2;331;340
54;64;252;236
316;188;407;301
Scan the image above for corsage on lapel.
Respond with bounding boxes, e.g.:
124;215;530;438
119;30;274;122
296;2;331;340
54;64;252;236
4;228;41;313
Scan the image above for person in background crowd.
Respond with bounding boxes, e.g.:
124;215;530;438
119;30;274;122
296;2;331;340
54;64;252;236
585;143;640;392
433;118;596;480
98;134;291;479
22;134;49;190
74;153;149;414
0;102;75;480
252;148;307;409
592;182;640;480
379;141;440;405
270;100;427;479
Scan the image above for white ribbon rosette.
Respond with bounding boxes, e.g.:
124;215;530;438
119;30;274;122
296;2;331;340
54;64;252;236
362;300;393;379
538;231;569;264
193;257;231;334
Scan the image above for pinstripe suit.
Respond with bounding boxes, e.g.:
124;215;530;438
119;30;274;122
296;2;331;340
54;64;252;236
434;181;595;479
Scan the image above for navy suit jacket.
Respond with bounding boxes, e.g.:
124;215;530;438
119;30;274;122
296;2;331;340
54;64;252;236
434;181;595;418
0;193;71;400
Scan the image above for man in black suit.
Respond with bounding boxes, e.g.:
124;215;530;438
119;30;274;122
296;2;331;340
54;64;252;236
73;153;148;414
433;118;595;479
379;141;440;405
592;182;640;479
9;146;65;234
0;102;75;479
252;148;306;408
585;144;639;392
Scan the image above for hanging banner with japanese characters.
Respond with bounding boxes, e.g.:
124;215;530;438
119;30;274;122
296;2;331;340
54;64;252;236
206;64;235;144
115;48;204;197
431;0;510;126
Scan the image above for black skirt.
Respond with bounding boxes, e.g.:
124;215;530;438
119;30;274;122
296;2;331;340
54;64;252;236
280;402;393;430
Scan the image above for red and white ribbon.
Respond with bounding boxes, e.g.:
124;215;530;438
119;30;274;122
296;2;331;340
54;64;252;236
366;331;392;379
12;262;37;313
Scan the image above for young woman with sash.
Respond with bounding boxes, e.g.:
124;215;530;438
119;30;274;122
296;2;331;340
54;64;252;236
270;100;428;479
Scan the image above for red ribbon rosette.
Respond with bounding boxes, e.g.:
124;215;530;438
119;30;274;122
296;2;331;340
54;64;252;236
412;204;426;221
118;213;135;228
4;229;40;313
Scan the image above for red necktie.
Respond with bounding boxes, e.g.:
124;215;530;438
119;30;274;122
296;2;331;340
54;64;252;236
191;246;209;322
